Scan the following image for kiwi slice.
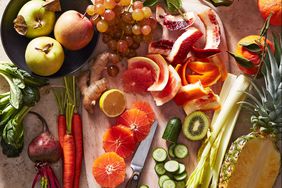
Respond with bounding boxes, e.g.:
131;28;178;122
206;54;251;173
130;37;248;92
183;111;209;141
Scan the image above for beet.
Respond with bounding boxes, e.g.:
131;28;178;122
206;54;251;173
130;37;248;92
28;112;61;188
28;112;61;163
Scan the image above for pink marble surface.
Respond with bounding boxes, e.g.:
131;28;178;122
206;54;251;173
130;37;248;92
0;0;281;188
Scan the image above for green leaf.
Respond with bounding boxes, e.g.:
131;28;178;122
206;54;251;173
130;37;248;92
240;42;262;53
143;0;159;6
166;0;182;12
228;51;254;68
208;0;233;7
260;13;272;37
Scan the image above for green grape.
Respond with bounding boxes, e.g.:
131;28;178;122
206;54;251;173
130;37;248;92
104;0;116;10
132;9;145;21
96;4;105;15
133;1;143;10
132;24;141;35
141;25;151;35
96;20;109;32
103;9;116;21
86;5;96;16
119;0;131;6
142;7;152;18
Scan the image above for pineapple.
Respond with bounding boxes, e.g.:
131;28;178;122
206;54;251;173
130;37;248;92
219;35;282;188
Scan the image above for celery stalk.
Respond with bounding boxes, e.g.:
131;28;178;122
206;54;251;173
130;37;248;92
186;75;250;187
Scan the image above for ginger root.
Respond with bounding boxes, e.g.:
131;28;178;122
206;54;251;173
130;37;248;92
78;52;115;113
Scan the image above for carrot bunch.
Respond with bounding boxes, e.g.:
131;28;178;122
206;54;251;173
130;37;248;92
53;76;83;188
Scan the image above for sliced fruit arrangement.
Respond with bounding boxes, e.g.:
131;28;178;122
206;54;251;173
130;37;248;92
92;152;126;188
163;12;195;31
101;101;155;158
152;146;189;188
148;40;174;56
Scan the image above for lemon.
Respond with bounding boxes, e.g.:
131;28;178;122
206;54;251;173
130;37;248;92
99;89;126;117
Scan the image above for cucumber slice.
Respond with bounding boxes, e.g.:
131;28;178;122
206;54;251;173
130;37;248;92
139;185;149;188
155;163;166;176
168;143;176;158
152;148;167;162
163;179;176;188
164;160;179;173
176;181;186;188
162;117;182;143
159;175;170;187
177;163;186;175
174;144;188;159
174;172;187;181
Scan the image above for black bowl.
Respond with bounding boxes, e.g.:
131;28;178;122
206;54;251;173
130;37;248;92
1;0;99;78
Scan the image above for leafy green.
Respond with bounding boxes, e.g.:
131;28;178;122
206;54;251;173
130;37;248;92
240;42;262;53
228;51;254;68
207;0;233;7
143;0;159;6
22;86;40;107
165;0;182;12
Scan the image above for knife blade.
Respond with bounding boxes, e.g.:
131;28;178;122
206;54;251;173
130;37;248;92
125;121;158;188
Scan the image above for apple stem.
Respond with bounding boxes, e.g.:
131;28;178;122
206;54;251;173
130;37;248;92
35;43;54;54
33;19;42;29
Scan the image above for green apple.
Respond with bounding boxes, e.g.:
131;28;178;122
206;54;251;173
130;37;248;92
25;36;64;76
17;0;55;38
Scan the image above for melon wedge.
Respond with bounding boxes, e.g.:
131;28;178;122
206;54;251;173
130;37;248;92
146;54;169;91
151;65;181;106
174;81;209;106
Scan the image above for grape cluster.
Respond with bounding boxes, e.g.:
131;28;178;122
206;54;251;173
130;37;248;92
86;0;157;59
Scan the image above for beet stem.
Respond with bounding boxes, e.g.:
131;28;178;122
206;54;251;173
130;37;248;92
29;111;49;132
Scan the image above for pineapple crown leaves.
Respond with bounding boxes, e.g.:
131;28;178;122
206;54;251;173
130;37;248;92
241;33;282;138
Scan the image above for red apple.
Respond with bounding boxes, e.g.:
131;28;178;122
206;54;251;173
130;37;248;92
54;10;94;51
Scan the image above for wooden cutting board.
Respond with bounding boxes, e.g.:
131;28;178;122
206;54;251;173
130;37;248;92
82;0;230;187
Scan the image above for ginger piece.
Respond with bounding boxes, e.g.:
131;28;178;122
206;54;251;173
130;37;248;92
78;52;116;113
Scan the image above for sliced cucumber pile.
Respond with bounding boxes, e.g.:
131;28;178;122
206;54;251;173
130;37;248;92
152;147;188;188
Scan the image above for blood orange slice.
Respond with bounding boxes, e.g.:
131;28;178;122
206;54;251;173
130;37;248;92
132;101;155;124
103;125;136;158
117;109;151;142
92;152;126;188
122;67;154;94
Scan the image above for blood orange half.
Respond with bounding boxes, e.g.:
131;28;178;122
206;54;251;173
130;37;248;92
132;101;155;124
117;109;151;142
92;152;126;188
103;125;136;159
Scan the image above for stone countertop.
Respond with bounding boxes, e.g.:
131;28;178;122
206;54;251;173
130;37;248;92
0;0;281;188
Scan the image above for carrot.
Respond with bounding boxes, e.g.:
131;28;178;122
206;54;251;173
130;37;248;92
63;134;75;188
58;115;67;148
72;113;83;188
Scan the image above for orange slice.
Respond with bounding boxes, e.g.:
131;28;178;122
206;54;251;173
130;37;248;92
132;101;155;124
92;152;126;188
103;125;136;159
117;109;151;142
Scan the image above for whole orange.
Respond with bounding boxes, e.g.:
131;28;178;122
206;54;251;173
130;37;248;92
258;0;282;26
235;35;273;75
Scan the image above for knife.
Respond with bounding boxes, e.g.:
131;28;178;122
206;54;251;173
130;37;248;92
125;121;158;188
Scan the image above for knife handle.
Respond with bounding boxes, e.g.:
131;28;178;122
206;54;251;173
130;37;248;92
125;171;140;188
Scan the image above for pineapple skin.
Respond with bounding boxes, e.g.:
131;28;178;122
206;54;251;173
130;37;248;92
219;133;281;188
